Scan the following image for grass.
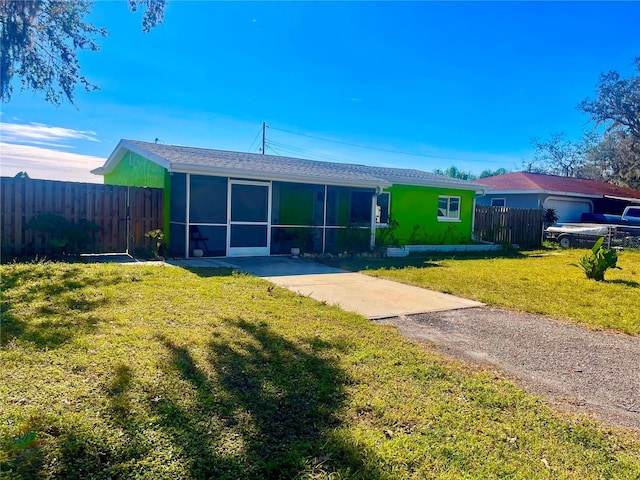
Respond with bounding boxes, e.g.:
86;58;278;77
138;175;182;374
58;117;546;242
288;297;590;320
1;261;640;479
323;249;640;335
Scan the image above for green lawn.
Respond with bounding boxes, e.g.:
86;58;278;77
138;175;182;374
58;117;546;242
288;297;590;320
324;249;640;335
1;262;639;479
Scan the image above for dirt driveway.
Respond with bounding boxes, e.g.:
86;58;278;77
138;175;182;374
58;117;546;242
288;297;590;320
376;308;640;432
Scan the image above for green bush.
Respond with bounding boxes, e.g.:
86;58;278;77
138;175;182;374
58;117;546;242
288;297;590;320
577;237;621;281
27;214;100;254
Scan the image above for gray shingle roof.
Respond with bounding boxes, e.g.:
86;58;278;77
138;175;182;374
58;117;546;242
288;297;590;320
104;139;484;190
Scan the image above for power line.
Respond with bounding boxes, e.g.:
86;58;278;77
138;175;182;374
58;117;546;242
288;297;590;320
270;126;492;164
264;141;282;156
266;140;356;164
247;127;263;153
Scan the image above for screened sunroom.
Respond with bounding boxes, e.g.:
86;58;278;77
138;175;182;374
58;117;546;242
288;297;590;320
168;173;378;258
94;140;484;258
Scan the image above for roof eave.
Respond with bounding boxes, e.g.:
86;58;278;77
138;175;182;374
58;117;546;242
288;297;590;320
381;177;490;191
604;195;640;204
170;163;391;189
483;189;603;199
97;139;171;175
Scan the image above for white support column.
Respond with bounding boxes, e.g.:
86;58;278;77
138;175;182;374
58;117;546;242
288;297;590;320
185;174;190;258
370;193;378;251
322;184;328;254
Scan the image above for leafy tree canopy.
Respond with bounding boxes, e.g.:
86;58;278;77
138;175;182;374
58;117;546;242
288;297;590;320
530;132;596;177
433;165;477;181
579;57;640;149
478;167;509;178
576;57;640;189
0;0;165;106
580;132;640;189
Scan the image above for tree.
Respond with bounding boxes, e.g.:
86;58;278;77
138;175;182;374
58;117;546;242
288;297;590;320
578;58;640;189
478;167;508;178
0;0;166;105
579;132;640;189
433;165;477;181
530;132;596;177
579;57;640;151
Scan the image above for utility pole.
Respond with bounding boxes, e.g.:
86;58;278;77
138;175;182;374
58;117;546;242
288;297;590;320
262;121;268;154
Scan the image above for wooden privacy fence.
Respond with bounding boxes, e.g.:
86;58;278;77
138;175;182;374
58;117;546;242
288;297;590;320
1;177;163;256
474;205;543;248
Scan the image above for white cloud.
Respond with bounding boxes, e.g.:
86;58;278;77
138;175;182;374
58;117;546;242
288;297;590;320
0;142;105;183
0;121;99;145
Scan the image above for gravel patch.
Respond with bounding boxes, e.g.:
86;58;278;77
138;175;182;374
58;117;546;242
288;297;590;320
376;307;640;432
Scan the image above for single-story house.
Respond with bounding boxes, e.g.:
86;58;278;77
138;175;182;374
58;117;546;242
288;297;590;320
92;140;486;257
476;172;640;223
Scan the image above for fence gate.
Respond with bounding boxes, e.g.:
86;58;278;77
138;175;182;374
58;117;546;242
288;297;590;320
474;205;543;248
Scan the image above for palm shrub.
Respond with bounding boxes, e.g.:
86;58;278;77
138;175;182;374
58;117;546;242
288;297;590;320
144;229;164;259
577;237;620;281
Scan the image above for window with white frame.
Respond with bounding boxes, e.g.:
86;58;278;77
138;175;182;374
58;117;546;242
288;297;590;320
437;195;460;221
491;198;506;207
376;192;390;225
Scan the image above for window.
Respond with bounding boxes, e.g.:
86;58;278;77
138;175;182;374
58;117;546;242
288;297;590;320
189;175;227;224
625;207;640;218
376;192;390;225
326;186;374;226
438;196;460;221
491;198;506;207
169;173;187;223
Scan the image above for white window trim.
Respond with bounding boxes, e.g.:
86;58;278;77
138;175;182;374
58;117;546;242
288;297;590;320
437;195;461;222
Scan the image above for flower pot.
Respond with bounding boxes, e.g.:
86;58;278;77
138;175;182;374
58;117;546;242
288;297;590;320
291;247;301;257
193;248;204;258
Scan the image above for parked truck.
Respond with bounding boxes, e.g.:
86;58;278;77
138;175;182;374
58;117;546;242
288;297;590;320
579;206;640;227
545;206;640;248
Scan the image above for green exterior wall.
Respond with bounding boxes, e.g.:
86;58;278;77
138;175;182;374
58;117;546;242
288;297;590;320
382;185;476;245
103;149;171;245
104;152;166;188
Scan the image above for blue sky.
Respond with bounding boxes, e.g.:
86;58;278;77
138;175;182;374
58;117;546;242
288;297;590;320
1;1;639;183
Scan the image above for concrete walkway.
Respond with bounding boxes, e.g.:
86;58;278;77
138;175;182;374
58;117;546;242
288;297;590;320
91;255;482;319
216;256;482;319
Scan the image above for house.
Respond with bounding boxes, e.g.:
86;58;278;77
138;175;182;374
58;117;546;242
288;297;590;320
476;172;640;223
92;140;485;257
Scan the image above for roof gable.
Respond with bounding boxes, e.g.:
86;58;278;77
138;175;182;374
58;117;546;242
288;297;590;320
94;139;485;191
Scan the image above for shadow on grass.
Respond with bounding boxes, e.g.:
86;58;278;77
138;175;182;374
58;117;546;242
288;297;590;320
180;266;235;278
319;249;526;273
0;263;124;348
145;319;385;479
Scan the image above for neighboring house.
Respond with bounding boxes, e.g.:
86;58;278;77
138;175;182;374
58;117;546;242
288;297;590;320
92;140;485;258
476;172;640;223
